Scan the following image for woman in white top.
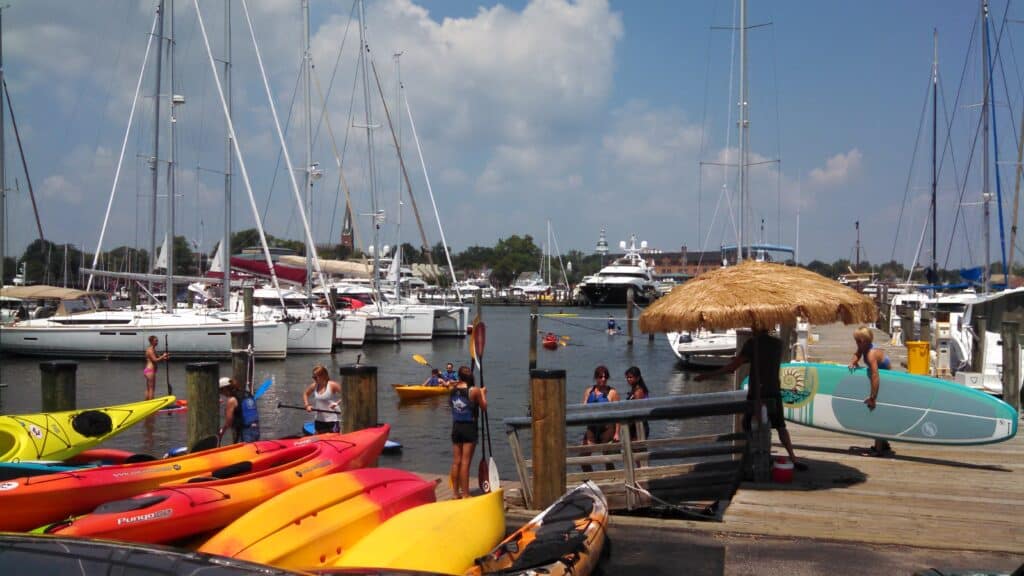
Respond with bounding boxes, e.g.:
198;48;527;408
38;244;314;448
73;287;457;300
303;364;341;434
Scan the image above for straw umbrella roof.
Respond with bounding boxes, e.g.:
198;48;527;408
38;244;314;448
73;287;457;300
639;260;877;333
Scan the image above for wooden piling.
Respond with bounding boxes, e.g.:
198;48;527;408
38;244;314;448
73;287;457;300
626;288;634;346
919;309;933;347
243;286;254;346
130;282;139;310
529;303;538;370
186;362;219;449
40;360;76;412
972;315;987;373
1001;321;1020;412
530;368;566;509
231;331;251;390
330;287;338;353
340;364;378;433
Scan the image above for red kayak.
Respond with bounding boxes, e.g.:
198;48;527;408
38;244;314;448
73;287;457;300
42;426;389;544
542;335;559;350
0;432;366;533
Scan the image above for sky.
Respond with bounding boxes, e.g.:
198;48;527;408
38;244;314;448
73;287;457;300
0;0;1013;269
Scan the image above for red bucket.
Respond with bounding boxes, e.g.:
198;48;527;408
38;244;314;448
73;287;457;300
771;456;794;483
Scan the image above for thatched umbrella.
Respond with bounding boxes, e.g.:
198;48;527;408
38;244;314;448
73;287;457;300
639;260;877;333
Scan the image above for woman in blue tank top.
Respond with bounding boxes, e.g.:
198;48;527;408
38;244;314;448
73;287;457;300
449;365;487;499
849;326;894;456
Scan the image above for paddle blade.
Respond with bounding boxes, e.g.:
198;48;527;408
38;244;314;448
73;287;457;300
478;454;491;493
473;321;487;361
413;354;430;366
488;457;500;491
253;377;274;400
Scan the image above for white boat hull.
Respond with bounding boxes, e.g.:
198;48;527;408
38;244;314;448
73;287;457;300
668;330;736;367
0;320;288;359
284;318;334;354
334;313;367;347
360;312;402;342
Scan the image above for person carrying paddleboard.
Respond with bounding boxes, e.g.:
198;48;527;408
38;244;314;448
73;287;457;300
849;326;894;457
696;328;807;470
303;365;341;434
449;365;486;499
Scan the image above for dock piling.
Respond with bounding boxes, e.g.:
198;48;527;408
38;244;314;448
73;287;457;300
528;303;538;370
340;364;378;433
231;331;251;390
972;315;988;373
626;288;634;346
186;362;219;449
243;286;254;345
530;368;566;509
40;360;76;412
1001;321;1020;411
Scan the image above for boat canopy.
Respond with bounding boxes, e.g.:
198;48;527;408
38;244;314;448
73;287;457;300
0;286;102;300
279;255;371;278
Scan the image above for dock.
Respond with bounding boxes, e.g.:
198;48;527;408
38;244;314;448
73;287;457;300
474;322;1023;574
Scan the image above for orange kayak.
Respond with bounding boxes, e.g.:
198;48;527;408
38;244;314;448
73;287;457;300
40;426;389;544
0;434;338;532
199;468;437;569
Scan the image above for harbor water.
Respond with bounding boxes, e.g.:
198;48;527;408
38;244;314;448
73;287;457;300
0;306;731;476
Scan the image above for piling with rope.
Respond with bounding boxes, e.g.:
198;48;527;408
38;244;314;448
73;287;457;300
530;368;566;509
186;362;220;449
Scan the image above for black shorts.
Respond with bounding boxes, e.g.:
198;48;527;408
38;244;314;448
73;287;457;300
314;420;340;434
452;421;478;444
743;396;786;430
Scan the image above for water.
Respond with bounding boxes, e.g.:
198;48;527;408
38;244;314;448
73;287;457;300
0;306;732;476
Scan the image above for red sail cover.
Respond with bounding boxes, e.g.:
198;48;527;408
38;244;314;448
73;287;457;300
230;257;307;285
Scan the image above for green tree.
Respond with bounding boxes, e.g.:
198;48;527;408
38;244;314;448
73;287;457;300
490;235;541;287
2;256;15;284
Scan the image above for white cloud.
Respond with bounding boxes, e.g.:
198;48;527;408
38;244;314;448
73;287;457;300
808;149;862;187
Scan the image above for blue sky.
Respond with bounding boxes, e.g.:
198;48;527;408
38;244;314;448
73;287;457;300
0;0;1009;269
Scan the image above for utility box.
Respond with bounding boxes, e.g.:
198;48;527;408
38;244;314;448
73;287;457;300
935;319;952;377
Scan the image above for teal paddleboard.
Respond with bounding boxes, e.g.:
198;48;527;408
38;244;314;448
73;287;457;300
748;363;1018;445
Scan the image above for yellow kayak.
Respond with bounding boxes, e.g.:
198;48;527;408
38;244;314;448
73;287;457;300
392;384;449;401
0;396;176;462
199;468;437;569
329;489;505;575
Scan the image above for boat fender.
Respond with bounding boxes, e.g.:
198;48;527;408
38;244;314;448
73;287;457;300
71;411;113;437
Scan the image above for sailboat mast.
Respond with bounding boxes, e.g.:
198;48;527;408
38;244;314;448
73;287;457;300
0;6;5;288
931;29;938;283
738;0;749;262
302;0;313;297
150;0;164;292
166;0;177;305
222;0;233;310
358;0;381;305
982;0;991;293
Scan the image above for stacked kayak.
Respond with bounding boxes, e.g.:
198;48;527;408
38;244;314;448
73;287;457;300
0;433;346;532
200;468;437;569
0;533;302;575
392;384;449;401
0;395;176;462
302;422;403;453
469;481;609;576
40;425;389;543
328;489;505;575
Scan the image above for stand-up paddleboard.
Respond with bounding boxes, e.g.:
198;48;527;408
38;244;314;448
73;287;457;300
765;363;1018;445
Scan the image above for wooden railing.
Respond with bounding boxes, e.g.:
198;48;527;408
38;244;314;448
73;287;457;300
504;383;757;515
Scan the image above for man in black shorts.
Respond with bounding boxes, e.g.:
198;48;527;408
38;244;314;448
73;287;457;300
695;328;806;470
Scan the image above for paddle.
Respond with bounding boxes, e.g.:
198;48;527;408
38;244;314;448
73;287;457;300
277;402;339;415
253;377;274;400
163;334;172;396
473;321;499;492
412;354;434;369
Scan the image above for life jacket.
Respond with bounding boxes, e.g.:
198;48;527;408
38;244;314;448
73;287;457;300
240;393;259;427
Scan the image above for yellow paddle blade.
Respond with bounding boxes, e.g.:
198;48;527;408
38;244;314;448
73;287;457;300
413;354;430;366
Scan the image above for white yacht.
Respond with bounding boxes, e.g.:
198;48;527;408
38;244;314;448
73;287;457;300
667;329;737;367
245;288;333;354
0;286;288;359
579;235;659;307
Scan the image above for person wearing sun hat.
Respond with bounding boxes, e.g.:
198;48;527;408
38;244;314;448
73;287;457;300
217;377;242;444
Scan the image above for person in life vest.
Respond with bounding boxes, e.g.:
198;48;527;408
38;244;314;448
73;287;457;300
449;365;487;499
218;377;259;444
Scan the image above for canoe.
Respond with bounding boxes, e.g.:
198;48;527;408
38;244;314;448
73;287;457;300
0;533;305;575
41;425;390;544
0;395;176;463
392;383;449;401
329;489;504;575
468;481;609;576
0;432;369;532
200;468;437;569
301;422;403;453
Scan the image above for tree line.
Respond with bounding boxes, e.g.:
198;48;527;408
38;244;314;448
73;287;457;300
2;230;1011;289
